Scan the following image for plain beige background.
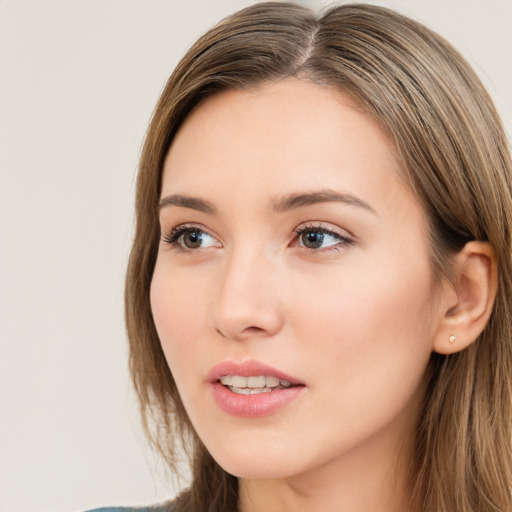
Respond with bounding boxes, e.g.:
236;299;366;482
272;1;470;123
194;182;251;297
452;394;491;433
1;1;511;511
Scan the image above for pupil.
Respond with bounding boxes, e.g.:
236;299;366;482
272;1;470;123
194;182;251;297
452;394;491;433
303;231;323;248
185;231;201;248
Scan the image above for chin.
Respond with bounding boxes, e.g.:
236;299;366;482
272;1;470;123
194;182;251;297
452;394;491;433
208;443;311;480
219;460;298;480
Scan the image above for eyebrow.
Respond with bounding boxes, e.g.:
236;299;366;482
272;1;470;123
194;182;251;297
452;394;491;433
158;194;217;215
158;189;376;216
272;189;377;215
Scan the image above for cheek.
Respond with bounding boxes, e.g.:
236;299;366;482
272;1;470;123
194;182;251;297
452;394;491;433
150;265;210;383
277;265;434;466
292;254;435;399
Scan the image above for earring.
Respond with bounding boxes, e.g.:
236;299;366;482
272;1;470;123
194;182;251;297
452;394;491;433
449;335;456;343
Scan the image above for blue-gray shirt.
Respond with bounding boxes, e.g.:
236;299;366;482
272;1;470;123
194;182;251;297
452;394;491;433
86;507;170;512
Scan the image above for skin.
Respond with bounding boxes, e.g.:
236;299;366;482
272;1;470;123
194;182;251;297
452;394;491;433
150;78;451;512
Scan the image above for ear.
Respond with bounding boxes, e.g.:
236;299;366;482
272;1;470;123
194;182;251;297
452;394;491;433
433;241;497;355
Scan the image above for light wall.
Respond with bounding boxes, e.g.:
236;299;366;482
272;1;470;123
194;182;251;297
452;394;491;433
1;1;510;511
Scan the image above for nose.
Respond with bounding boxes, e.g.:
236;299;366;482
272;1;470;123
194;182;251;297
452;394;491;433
211;247;284;342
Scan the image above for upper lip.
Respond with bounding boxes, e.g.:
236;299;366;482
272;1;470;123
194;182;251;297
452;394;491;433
207;359;304;385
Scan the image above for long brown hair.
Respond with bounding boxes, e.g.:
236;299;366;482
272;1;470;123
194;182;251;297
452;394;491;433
125;3;512;511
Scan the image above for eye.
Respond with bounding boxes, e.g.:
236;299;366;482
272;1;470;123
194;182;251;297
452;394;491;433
293;224;353;252
162;225;220;250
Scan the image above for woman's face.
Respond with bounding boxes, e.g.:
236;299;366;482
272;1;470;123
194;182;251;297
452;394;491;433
151;79;444;481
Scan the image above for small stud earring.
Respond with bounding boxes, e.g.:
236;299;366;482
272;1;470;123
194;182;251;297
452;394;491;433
449;335;456;343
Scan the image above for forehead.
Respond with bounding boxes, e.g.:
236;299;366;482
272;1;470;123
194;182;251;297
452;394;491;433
162;78;406;210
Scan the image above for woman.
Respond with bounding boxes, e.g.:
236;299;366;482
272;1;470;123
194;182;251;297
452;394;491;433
109;2;512;511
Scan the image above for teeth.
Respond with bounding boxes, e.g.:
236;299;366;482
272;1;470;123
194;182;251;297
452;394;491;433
230;387;251;395
251;387;272;394
219;374;294;393
229;386;273;395
232;375;247;387
247;376;266;388
219;375;232;386
266;376;280;387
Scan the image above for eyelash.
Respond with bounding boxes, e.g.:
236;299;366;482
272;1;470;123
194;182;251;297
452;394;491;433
161;223;354;253
292;223;354;253
161;224;214;252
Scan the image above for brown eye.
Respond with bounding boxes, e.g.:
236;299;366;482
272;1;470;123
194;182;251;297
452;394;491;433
301;231;325;249
294;226;353;252
183;230;203;249
163;226;219;250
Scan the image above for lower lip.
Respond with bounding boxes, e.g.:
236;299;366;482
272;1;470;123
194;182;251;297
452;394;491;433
210;382;305;418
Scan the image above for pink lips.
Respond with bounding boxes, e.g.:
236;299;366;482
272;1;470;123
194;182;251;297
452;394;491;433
208;360;305;418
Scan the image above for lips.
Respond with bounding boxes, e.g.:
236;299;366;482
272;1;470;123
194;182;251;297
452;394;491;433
208;360;305;417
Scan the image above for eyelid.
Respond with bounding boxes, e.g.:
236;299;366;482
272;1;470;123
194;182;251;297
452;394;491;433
160;221;354;253
161;223;222;251
292;221;352;237
291;222;355;251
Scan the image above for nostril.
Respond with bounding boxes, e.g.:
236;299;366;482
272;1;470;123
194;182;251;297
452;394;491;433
212;289;284;340
243;326;266;335
215;325;267;341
